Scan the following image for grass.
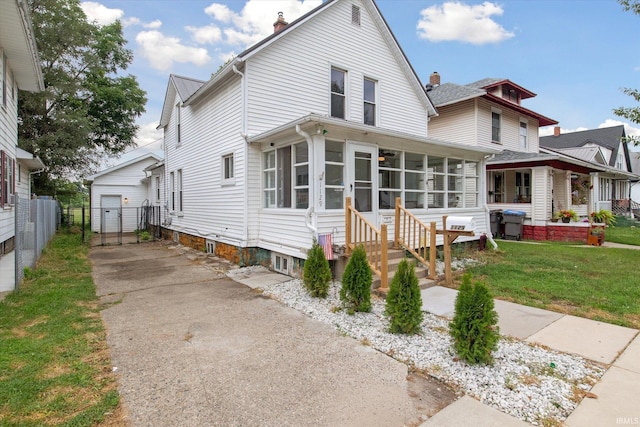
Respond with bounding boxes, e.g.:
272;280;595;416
0;231;120;426
460;239;640;329
604;219;640;246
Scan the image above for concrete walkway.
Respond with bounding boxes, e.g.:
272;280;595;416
420;286;639;426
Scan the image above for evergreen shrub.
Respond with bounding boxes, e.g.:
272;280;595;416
449;274;499;365
385;259;423;334
340;245;372;313
303;240;332;298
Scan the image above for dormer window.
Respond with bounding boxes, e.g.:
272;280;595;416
502;86;518;103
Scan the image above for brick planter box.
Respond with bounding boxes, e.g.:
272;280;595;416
522;222;592;243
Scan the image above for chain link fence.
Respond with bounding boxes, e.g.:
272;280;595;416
15;195;61;289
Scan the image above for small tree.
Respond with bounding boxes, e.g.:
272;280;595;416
385;259;423;334
449;274;499;365
340;245;372;313
303;241;332;298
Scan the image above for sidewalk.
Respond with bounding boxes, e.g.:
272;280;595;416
420;286;639;426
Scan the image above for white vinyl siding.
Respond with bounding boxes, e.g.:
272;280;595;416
245;0;429;137
164;78;246;246
427;100;478;145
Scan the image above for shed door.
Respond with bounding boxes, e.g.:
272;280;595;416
101;195;121;233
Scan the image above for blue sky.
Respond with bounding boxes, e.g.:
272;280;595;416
79;0;640;160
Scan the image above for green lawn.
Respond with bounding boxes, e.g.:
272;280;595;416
605;218;640;246
461;240;640;329
0;231;119;426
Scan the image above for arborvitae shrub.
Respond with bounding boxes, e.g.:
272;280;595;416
449;274;499;365
303;241;332;298
385;259;423;334
340;244;372;314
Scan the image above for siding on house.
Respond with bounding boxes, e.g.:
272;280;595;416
164;77;247;246
0;49;18;246
427;100;477;145
245;0;428;138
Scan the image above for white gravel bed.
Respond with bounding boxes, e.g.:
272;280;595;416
258;277;604;426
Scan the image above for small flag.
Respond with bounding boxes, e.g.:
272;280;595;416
318;234;334;260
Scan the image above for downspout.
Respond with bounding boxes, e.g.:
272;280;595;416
481;156;498;250
296;125;317;237
233;62;250;246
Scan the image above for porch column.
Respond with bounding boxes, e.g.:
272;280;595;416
591;172;599;213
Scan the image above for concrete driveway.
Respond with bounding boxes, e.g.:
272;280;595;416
91;242;455;426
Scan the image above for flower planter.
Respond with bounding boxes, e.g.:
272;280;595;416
562;217;571;223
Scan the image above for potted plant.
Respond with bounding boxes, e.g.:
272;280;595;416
554;209;578;223
590;209;616;226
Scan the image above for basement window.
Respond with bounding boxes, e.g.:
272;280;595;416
272;252;290;275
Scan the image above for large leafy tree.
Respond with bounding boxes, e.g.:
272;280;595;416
615;0;640;143
18;0;146;194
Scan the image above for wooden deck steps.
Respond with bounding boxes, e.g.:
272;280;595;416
370;246;436;291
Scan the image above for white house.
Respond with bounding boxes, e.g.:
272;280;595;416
86;152;162;233
0;0;44;257
157;0;497;276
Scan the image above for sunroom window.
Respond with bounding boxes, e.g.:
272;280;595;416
263;142;309;209
325;140;344;209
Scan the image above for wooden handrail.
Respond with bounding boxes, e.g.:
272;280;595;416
345;197;389;289
394;197;437;279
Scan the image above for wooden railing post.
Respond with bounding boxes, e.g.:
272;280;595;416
345;197;352;255
443;215;452;285
429;221;437;279
394;197;401;249
380;224;388;290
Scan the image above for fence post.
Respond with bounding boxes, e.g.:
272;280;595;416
429;221;437;279
443;215;453;285
82;204;85;242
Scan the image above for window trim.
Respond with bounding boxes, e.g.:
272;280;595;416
363;77;377;126
222;153;235;185
330;67;347;120
175;102;181;146
169;171;175;212
177;169;183;212
491;109;502;144
519;119;528;149
2;51;7;108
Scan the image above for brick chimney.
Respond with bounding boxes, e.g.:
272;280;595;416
554;126;561;136
429;71;441;87
273;12;288;33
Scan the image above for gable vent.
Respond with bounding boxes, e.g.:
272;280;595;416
351;5;361;26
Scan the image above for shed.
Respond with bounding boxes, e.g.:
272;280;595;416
85;153;162;233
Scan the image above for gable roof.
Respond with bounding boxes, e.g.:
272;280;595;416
429;77;557;126
85;152;163;182
550;146;608;165
157;74;206;128
0;0;44;92
183;0;436;116
539;125;629;169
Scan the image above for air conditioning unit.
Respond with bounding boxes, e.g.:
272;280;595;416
8;194;16;206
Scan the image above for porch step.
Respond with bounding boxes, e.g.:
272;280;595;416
371;260;432;289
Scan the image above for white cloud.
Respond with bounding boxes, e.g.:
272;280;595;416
205;3;234;23
136;31;212;71
134;122;164;149
599;119;640;138
122;17;141;27
417;1;514;45
80;2;123;26
197;0;321;48
187;25;223;44
144;20;163;30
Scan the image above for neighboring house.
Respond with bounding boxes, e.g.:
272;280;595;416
540;126;640;216
157;0;496;275
631;154;640;206
428;74;640;241
85;153;162;233
0;0;44;257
